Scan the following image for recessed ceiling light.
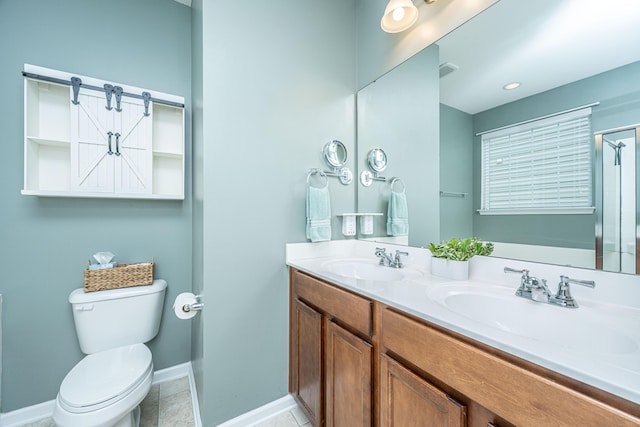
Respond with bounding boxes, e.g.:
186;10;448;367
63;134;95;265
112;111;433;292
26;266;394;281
503;82;521;90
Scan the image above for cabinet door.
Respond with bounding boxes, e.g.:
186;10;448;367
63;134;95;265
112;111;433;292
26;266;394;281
291;299;323;427
325;320;372;427
380;354;467;427
70;87;116;193
113;96;152;194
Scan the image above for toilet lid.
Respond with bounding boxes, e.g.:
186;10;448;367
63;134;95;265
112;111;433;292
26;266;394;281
59;344;152;411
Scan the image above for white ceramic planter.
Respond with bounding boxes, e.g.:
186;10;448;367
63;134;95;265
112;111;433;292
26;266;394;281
430;257;469;280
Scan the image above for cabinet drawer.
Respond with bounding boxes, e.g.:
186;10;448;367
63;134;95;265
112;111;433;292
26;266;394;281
381;308;640;427
293;270;372;337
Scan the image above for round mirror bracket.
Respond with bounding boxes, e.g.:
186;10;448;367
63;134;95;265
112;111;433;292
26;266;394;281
360;170;373;187
338;167;353;185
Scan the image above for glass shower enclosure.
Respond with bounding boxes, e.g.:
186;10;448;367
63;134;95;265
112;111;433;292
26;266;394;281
595;125;639;274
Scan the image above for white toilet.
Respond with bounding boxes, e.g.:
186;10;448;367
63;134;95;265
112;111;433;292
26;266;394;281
53;279;167;427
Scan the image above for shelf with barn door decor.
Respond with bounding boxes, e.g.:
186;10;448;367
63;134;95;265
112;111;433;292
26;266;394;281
21;64;185;200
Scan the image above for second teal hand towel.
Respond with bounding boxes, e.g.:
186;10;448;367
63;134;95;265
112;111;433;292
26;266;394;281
387;190;409;237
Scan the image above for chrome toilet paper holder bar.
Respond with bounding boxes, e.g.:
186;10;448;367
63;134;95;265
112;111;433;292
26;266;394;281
182;298;204;313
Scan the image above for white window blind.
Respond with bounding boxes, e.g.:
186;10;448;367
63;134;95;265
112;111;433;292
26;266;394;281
480;107;594;215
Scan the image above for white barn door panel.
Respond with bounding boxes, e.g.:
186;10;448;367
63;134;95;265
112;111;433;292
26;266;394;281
70;89;115;193
115;98;152;195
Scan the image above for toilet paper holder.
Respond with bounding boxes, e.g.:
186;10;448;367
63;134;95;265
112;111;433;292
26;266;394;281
182;300;204;313
173;292;203;319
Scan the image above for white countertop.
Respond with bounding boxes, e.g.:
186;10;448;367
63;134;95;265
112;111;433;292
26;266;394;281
286;240;640;406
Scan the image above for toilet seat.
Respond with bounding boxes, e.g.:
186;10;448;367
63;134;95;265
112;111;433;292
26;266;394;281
58;344;152;413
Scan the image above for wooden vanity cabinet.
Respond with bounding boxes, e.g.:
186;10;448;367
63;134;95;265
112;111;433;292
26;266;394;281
380;305;640;427
290;269;374;427
290;269;640;427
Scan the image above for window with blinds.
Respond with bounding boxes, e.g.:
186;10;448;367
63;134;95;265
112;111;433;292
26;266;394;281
479;107;594;215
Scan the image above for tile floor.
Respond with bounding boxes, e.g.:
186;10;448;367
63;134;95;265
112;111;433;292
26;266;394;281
19;376;195;427
252;404;310;427
18;376;309;427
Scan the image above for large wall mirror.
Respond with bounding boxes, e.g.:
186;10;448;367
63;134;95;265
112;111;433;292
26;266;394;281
356;0;640;274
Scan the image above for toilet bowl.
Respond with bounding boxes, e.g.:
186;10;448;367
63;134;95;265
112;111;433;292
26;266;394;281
54;344;153;427
53;280;167;427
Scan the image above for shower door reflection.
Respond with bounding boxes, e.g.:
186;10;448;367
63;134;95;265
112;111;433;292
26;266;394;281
596;126;639;274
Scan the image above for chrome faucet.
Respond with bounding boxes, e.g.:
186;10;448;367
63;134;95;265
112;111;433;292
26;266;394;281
375;248;409;268
504;267;595;308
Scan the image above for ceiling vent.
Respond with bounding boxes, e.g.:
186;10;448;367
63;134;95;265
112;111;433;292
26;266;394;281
439;62;459;78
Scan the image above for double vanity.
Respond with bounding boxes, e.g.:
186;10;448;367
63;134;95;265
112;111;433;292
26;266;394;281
286;240;640;426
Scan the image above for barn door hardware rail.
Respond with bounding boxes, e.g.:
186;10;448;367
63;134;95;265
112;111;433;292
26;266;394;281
22;70;185;109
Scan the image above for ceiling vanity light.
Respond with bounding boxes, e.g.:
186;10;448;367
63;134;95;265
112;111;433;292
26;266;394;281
503;82;521;90
381;0;418;33
381;0;436;34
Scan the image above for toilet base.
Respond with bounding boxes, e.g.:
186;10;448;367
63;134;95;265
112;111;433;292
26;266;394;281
112;405;141;427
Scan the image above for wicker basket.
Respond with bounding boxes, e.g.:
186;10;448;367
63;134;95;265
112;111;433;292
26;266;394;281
84;258;154;292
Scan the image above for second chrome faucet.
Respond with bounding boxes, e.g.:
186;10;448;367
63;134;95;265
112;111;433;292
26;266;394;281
375;247;408;269
504;267;595;308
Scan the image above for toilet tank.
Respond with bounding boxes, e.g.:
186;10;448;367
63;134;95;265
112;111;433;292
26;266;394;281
69;279;167;354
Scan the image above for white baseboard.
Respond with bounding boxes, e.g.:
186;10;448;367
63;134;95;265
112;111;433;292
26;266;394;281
216;394;297;427
0;399;56;427
153;361;192;384
0;362;201;427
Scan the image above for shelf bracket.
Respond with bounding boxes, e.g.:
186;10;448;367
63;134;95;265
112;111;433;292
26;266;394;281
114;86;123;112
142;92;151;117
104;84;114;111
71;77;81;105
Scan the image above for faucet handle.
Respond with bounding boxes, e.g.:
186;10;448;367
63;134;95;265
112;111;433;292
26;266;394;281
504;267;529;277
552;276;595;308
393;250;409;267
375;247;388;265
559;275;595;288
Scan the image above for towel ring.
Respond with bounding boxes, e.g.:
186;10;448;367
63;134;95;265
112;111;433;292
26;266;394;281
389;177;405;193
307;168;329;187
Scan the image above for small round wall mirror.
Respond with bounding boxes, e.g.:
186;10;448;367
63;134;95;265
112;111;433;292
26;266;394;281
323;140;348;168
367;148;387;173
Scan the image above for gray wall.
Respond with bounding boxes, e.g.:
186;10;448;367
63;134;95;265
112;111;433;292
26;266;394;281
440;104;473;241
196;1;356;425
472;61;640;248
0;0;192;412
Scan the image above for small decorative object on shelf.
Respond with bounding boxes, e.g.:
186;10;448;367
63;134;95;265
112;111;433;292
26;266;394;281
428;238;494;280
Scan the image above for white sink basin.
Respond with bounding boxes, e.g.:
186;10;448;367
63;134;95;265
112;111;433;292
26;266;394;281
427;283;640;355
322;258;422;282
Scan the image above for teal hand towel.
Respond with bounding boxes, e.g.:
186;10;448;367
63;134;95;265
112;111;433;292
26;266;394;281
387;190;409;236
306;185;332;242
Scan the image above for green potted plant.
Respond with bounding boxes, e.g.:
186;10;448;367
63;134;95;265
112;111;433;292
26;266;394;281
428;237;494;280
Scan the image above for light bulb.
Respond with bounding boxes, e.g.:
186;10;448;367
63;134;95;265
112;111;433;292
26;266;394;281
392;7;405;21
